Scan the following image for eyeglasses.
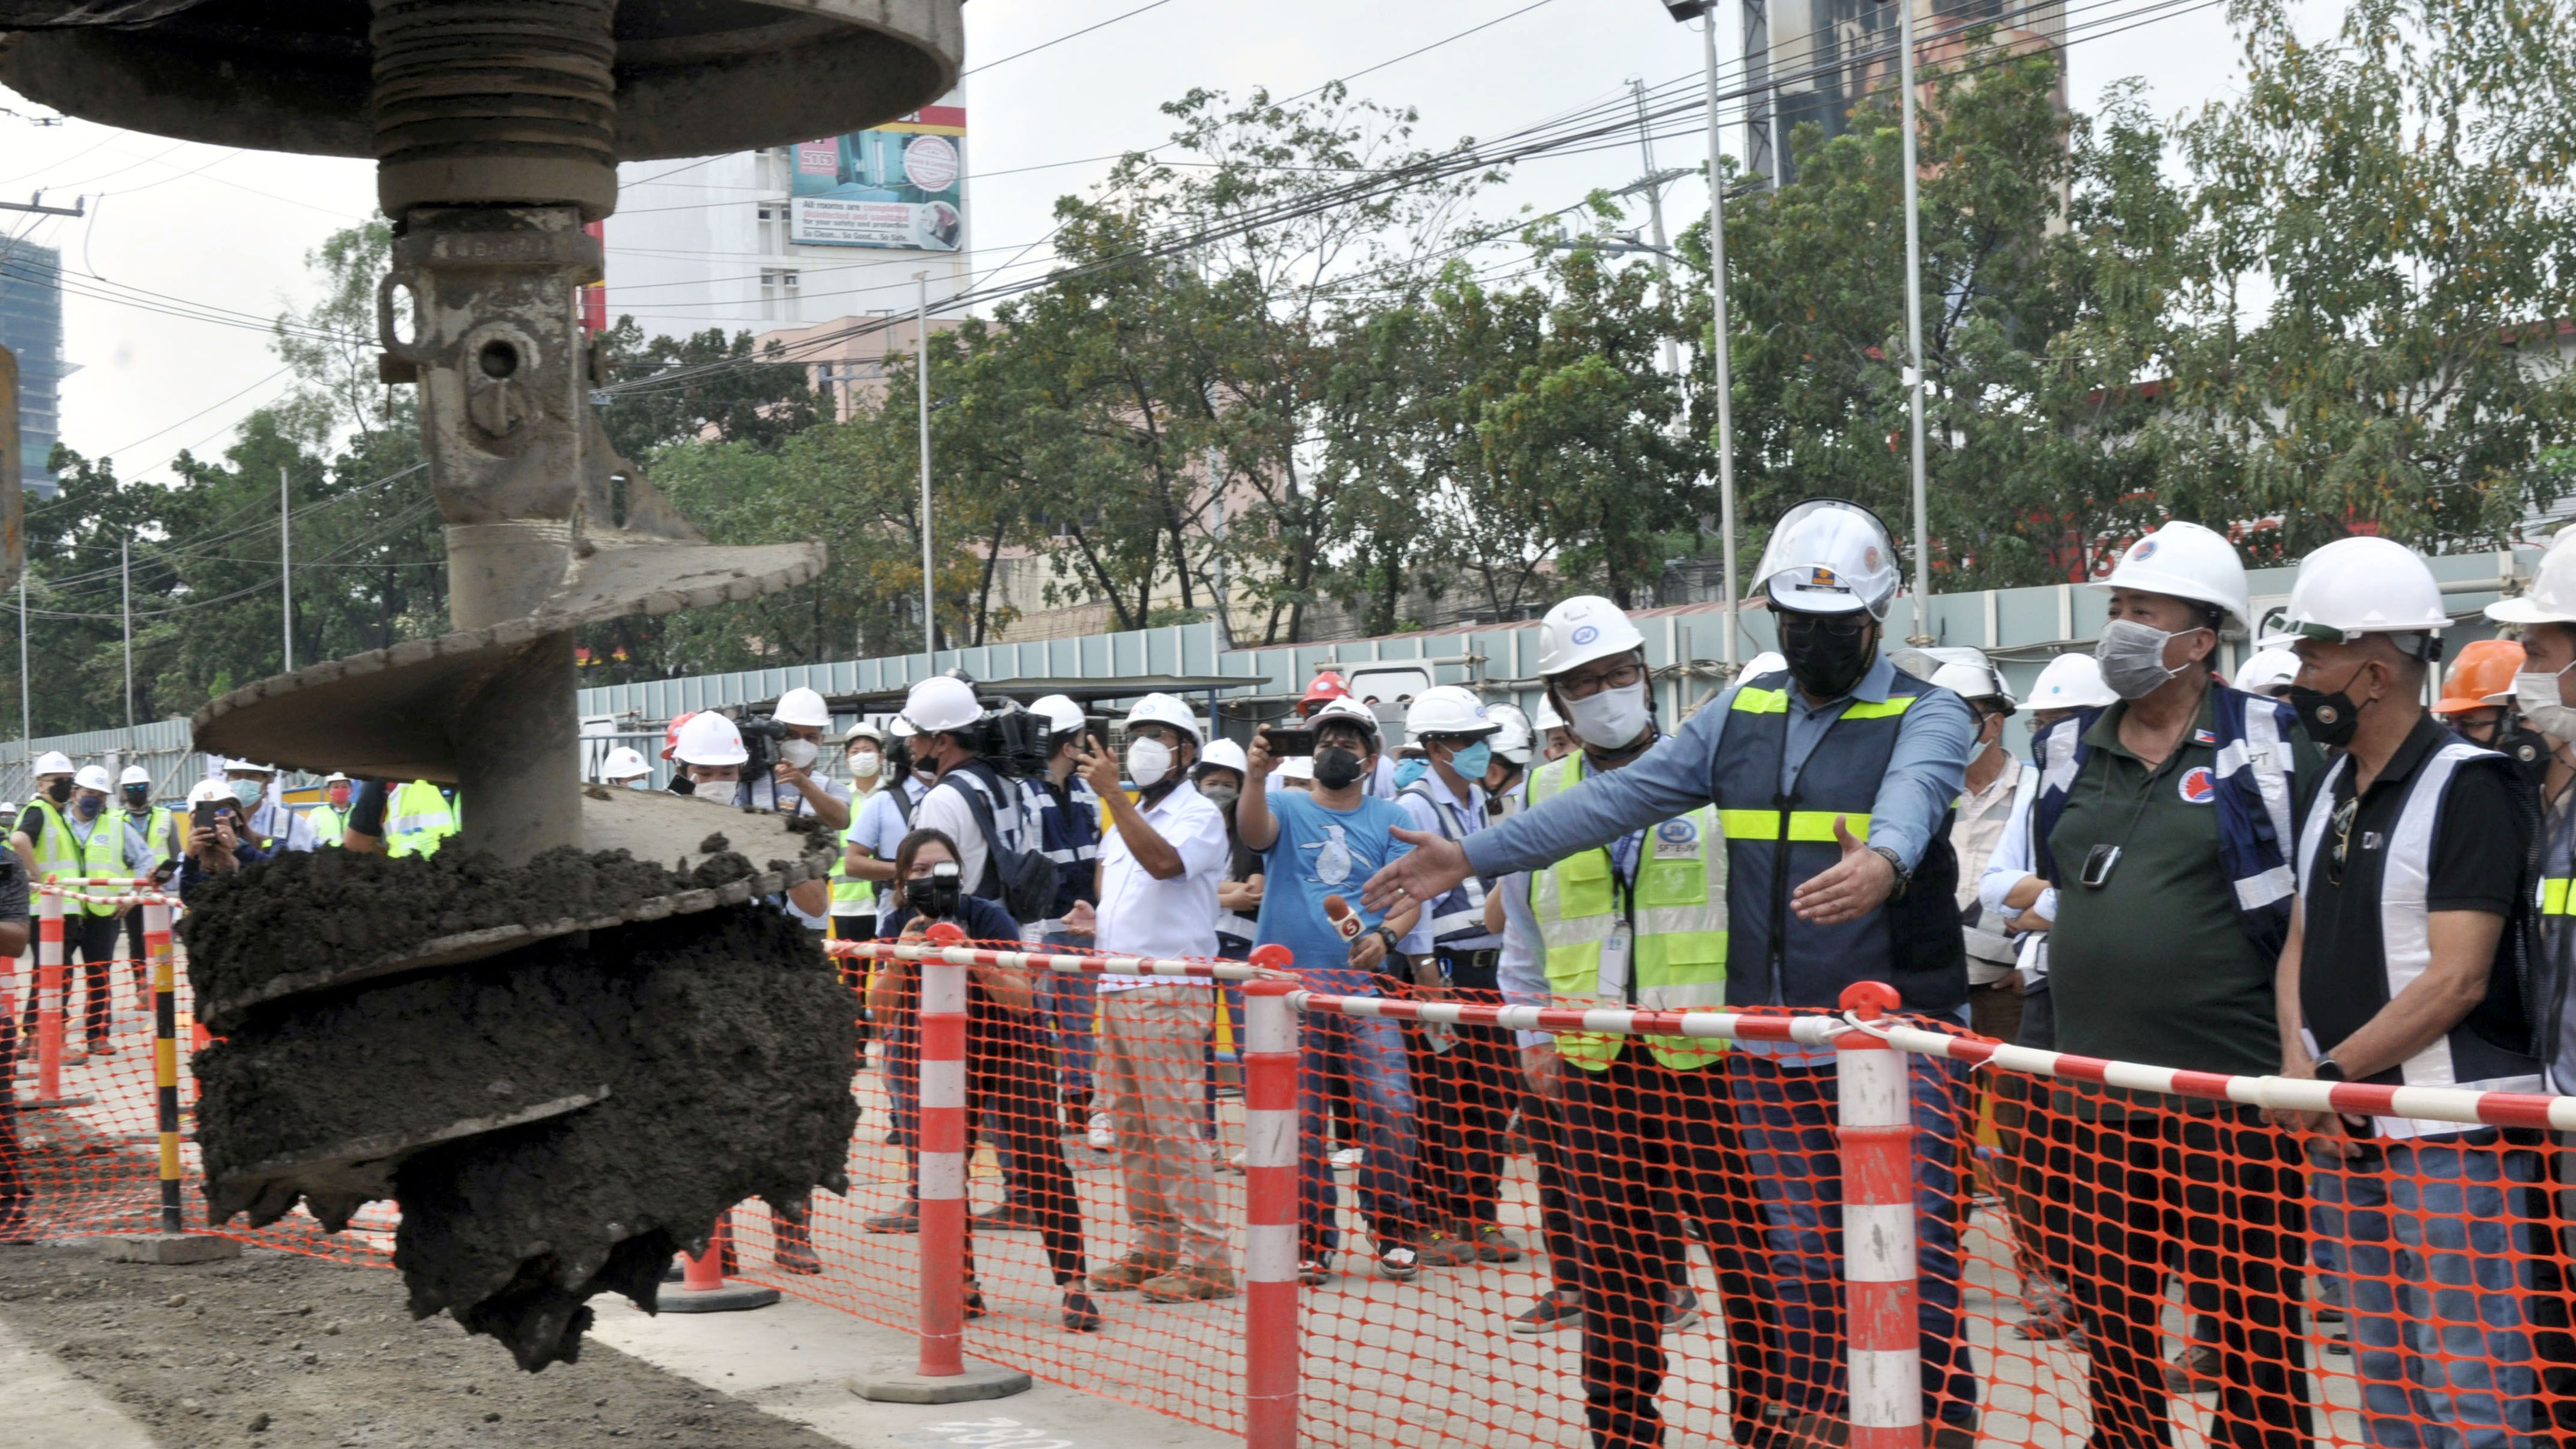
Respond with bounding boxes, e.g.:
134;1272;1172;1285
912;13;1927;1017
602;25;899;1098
2327;796;2358;888
1779;612;1870;641
1556;660;1646;700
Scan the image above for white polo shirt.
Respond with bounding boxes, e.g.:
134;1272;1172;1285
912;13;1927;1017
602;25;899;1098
1094;779;1230;992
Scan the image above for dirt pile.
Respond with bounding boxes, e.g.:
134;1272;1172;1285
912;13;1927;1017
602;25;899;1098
187;887;858;1372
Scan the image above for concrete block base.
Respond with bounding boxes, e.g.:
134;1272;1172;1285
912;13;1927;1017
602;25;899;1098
656;1282;780;1313
94;1234;241;1265
851;1360;1033;1404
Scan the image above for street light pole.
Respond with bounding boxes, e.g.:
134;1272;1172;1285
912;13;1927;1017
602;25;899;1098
916;270;935;672
280;464;295;671
1897;0;1934;645
1702;5;1741;665
121;536;133;731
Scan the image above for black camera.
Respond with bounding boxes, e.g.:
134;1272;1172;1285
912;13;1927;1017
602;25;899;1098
957;701;1054;779
732;712;793;789
904;861;963;920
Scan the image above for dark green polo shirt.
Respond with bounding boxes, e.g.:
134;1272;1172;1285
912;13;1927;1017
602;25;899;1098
2047;690;2320;1078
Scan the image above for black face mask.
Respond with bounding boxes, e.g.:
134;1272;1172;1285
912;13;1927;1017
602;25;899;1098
1312;748;1367;791
2494;724;2550;784
2283;662;2374;751
122;785;150;809
1777;612;1875;699
45;777;72;804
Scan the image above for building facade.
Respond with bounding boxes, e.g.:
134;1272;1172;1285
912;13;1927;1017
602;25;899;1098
0;240;65;499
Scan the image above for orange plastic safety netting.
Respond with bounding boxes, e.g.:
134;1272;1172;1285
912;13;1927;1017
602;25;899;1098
17;928;2576;1449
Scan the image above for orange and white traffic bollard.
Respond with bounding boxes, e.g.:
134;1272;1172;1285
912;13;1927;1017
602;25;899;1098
658;1208;779;1313
1836;982;1922;1449
1240;957;1301;1449
34;881;64;1103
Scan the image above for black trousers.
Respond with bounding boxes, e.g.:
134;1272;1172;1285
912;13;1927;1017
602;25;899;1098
1559;1046;1779;1449
2047;1099;2312;1449
19;912;120;1045
963;1041;1088;1287
1418;990;1518;1226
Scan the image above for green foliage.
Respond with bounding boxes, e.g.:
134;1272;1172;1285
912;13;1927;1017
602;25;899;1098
595;319;822;458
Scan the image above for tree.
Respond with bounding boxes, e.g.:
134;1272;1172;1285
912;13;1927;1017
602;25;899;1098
596;319;822;458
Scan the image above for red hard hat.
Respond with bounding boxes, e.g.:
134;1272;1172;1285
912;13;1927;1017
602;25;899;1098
1300;671;1350;707
662;712;694;761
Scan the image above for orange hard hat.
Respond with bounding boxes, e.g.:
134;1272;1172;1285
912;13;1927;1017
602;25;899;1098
2433;638;2524;714
662;711;696;759
1300;671;1350;707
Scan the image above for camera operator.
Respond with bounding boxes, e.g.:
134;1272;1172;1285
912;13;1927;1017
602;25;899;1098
741;687;853;833
904;677;1040;909
868;827;1101;1334
672;712;830;920
179;778;269;896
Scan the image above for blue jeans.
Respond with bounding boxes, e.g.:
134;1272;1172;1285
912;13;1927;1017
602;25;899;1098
1294;972;1418;1256
1038;930;1096;1108
2309;1133;2551;1449
1720;1050;1978;1429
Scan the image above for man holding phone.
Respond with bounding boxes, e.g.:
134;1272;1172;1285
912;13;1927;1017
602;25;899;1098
179;778;269;896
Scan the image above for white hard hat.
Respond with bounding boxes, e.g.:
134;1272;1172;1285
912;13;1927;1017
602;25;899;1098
1483;703;1533;766
773;686;832;728
1028;693;1085;736
2488;544;2576;628
74;765;112;793
887;715;917;739
31;751;71;776
1739;650;1788;679
844;720;885;744
325;772;350;785
1530;696;1566;733
1755;500;1903;618
2233;648;2302;696
2027;652;2119;710
118;765;152;786
1123;692;1202;744
672;711;749;766
1197;738;1249;775
1308;697;1381;741
601;746;650;780
1277;755;1314;782
225;758;278;775
187;778;230;805
901;676;982;735
1404;685;1498;741
2271;537;2447;649
1536;595;1646;676
1897;646;2011;706
2093;520;2251;634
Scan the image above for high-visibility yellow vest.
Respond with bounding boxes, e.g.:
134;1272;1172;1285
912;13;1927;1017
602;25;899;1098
1526;752;1729;1071
308;803;347;847
829;799;874;916
30;799;129;917
126;806;177;869
386;781;459;858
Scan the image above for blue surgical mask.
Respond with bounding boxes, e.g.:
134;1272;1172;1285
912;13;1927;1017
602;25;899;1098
1449;742;1492;781
1394;757;1430;788
72;793;102;821
229;779;264;810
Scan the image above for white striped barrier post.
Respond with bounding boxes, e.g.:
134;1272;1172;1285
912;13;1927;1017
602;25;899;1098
33;880;65;1104
1835;982;1921;1449
1240;965;1300;1449
854;921;1030;1403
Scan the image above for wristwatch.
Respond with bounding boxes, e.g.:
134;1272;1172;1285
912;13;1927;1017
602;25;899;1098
2311;1056;2347;1082
1869;845;1912;895
1372;925;1402;953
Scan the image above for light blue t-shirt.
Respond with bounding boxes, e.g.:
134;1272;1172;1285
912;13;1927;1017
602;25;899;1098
852;778;927;867
1254;791;1416;987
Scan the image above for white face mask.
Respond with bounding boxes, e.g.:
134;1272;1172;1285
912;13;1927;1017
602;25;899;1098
848;750;882;778
2513;663;2576;742
1126;738;1174;789
779;738;819;770
1564;682;1651;751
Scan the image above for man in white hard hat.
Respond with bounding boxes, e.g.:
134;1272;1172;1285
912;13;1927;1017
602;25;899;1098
1478;703;1534;816
2033;519;2319;1442
2233;647;2302;698
113;765;181;989
304;771;356;841
674;712;830;923
2274;537;2545;1449
904;677;1045;917
1016;695;1107;1152
1528;696;1575;763
1367;500;1980;1446
217;760;320;853
13;763;157;1058
748;686;852;834
1062;692;1236;1303
1391;685;1525;1268
597;749;650;791
1901;648;2030;1046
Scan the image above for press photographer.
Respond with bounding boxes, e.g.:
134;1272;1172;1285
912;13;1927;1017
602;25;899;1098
669;711;830;921
734;686;852;833
903;677;1056;921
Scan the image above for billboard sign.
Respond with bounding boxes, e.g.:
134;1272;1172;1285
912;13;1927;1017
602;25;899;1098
789;103;965;252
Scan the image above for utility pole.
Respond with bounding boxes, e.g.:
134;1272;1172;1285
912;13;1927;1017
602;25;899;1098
1629;78;1680;379
1897;0;1934;645
280;464;295;671
17;569;27;755
1701;6;1741;664
915;272;935;671
121;537;133;731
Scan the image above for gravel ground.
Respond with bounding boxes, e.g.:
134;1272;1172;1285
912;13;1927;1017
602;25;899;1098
0;1244;845;1448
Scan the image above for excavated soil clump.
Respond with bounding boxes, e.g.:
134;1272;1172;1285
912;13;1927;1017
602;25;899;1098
187;890;858;1373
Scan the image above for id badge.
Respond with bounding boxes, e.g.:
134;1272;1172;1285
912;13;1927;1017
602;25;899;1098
1596;928;1633;998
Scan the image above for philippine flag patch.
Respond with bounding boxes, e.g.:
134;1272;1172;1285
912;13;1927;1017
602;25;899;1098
2192;728;2217;745
2178;765;2216;804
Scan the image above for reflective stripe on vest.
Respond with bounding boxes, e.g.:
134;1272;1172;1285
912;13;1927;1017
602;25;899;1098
1715;808;1871;844
307;803;346;847
830;809;875;914
124;806;177;869
32;798;125;916
1525;752;1728;1072
386;781;458;858
2543;877;2573;916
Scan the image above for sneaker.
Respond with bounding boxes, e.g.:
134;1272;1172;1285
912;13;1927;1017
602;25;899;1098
972;1202;1044;1232
1329;1146;1364;1170
2162;1342;2219;1394
1375;1240;1420;1282
774;1242;822;1275
1219;1148;1247;1176
1087;1113;1114;1151
1665;1290;1703;1334
1061;1289;1102;1333
1508;1294;1583;1334
1297;1256;1331;1285
1465;1221;1526;1263
1417;1228;1478;1268
862;1203;920;1234
1139;1263;1238;1303
1089;1252;1175;1293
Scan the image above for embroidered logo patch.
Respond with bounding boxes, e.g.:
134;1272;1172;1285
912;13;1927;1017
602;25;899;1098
2178;766;2216;804
2132;538;2158;561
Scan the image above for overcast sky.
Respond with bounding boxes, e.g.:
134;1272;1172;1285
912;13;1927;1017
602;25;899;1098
1;0;2302;487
